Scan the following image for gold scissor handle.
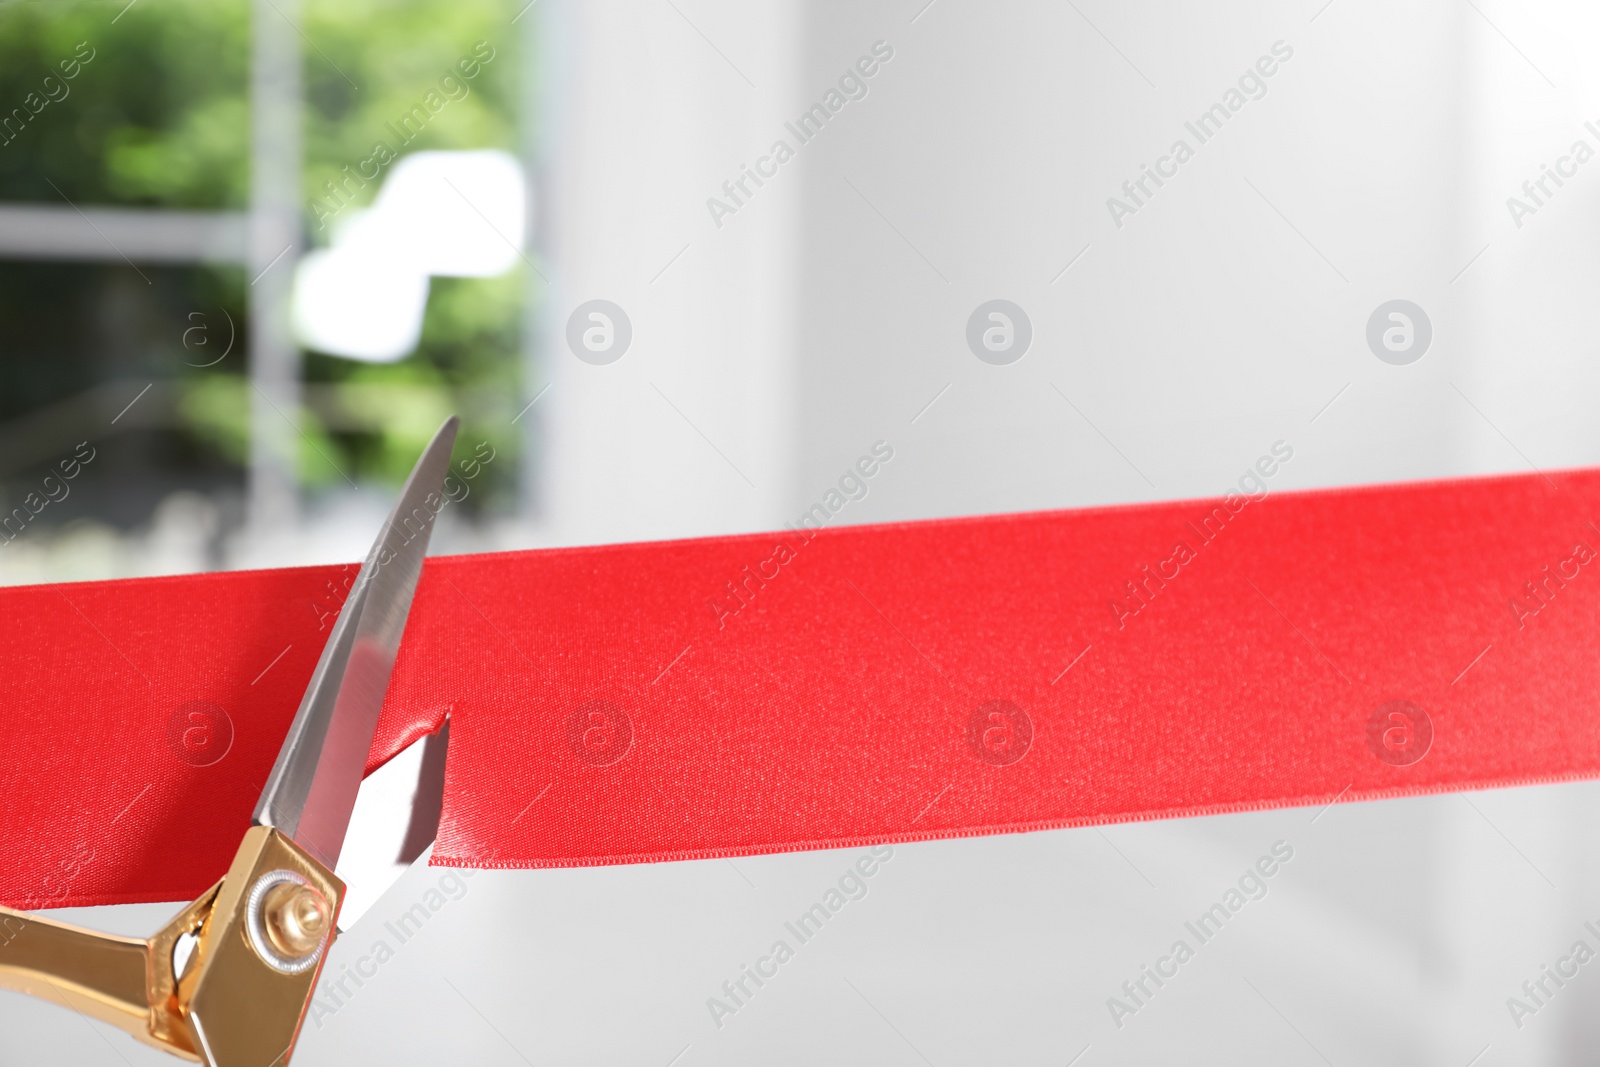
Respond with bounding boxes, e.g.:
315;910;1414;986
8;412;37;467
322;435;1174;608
0;827;342;1067
0;879;218;1060
0;903;185;1054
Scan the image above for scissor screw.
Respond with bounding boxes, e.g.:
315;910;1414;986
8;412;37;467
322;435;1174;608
261;882;329;960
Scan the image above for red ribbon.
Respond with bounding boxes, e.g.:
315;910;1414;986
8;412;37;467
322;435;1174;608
5;466;1600;909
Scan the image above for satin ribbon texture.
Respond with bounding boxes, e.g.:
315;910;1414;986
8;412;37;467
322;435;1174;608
4;464;1598;909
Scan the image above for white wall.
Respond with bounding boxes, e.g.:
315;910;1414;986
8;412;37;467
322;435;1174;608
536;0;801;545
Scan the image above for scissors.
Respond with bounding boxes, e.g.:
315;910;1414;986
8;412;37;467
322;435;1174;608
0;417;460;1066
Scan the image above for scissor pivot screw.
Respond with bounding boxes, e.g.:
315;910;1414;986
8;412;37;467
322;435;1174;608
246;870;331;973
264;882;329;958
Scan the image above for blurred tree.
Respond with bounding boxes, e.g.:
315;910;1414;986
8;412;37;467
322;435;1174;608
0;0;249;206
298;0;526;495
0;0;528;513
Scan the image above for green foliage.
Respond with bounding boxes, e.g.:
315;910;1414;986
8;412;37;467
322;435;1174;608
295;0;528;500
0;0;250;205
0;0;531;509
301;1;519;230
304;266;526;492
0;0;519;211
176;371;250;465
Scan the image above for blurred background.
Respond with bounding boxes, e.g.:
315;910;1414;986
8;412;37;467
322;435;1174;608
0;0;529;581
8;0;1600;1063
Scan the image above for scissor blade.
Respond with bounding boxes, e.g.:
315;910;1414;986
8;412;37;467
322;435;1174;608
252;416;459;871
334;720;449;931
